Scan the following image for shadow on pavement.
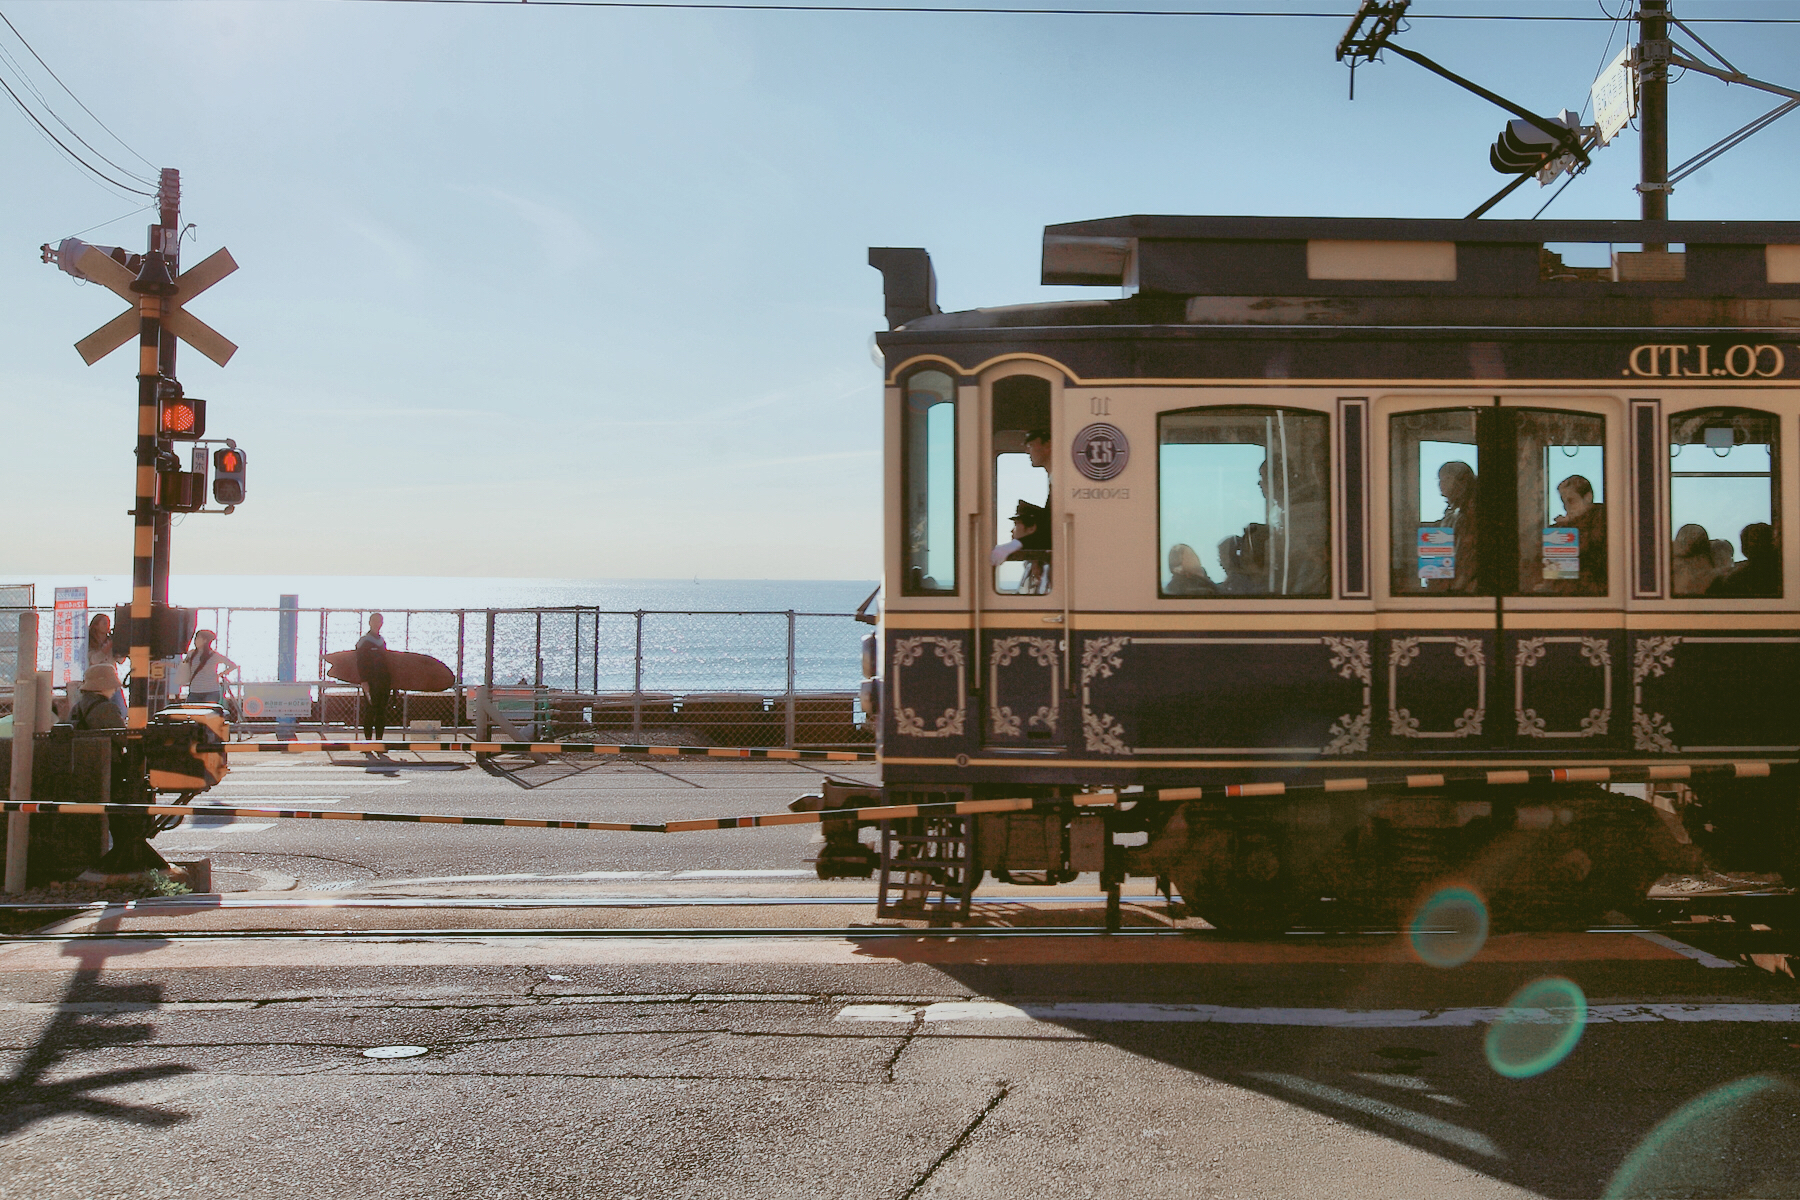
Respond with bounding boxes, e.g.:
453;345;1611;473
0;940;196;1137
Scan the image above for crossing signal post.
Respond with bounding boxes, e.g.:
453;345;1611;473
41;167;242;730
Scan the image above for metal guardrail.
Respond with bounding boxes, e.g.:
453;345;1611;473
1;604;874;750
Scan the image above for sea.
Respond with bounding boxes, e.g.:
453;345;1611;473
1;576;881;696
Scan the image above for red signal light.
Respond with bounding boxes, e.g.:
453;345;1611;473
156;394;205;440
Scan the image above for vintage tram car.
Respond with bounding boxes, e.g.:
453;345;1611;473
832;216;1800;930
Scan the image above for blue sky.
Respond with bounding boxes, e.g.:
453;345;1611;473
2;0;1796;579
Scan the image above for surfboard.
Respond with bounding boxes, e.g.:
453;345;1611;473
323;649;455;693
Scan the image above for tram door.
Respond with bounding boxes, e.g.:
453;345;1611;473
980;373;1067;750
1381;395;1621;750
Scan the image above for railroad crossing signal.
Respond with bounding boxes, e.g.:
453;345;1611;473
156;380;205;440
60;239;239;366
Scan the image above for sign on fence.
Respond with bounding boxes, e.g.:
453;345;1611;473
51;587;87;688
241;683;313;720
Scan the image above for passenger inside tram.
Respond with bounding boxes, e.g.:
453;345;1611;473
1709;522;1781;597
1216;528;1268;594
1435;460;1479;594
1542;473;1607;593
1671;524;1718;597
1165;543;1215;595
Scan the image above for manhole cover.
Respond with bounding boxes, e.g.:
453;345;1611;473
362;1045;429;1059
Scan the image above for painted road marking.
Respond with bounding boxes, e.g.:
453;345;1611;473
835;1000;1800;1026
1248;1073;1503;1158
0;931;1711;972
1632;930;1742;969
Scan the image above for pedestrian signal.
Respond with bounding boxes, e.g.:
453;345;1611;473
213;445;247;507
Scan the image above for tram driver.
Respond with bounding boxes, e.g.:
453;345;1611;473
992;500;1051;594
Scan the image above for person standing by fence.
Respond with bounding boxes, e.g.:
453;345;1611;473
356;613;393;745
178;630;238;707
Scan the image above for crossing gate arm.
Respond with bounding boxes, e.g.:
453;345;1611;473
7;759;1783;840
222;740;877;763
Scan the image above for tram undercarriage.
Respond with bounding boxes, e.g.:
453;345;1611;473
804;775;1796;932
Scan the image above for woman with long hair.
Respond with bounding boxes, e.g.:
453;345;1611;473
180;629;238;706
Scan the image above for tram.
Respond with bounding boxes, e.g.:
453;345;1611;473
826;216;1800;930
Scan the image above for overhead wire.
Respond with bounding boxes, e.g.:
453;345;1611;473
0;44;157;187
0;10;157;179
334;0;1800;20
0;71;153;197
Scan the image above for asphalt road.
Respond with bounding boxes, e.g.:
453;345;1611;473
1;934;1798;1199
151;752;873;890
3;752;1798;1199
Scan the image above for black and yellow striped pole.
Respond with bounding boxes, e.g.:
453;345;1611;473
126;250;176;730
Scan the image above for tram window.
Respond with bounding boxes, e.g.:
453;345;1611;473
1669;408;1780;598
1390;410;1481;595
1158;407;1330;598
901;369;957;595
1514;410;1608;596
991;376;1052;594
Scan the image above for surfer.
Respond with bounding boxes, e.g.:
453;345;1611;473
355;613;393;748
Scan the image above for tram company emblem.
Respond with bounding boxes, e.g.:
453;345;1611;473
1072;423;1129;482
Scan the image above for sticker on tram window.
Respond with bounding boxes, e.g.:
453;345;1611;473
1542;527;1580;580
1417;527;1455;580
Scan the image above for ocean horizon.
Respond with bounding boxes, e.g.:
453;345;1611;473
2;576;882;694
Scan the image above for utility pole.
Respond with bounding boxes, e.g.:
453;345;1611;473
1638;0;1671;246
126;192;178;730
151;169;180;607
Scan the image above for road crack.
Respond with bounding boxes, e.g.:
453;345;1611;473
900;1082;1009;1199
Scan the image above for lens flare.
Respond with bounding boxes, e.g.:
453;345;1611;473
1485;977;1587;1079
1605;1075;1800;1199
1408;886;1490;968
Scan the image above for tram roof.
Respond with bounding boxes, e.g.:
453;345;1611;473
1041;215;1800;291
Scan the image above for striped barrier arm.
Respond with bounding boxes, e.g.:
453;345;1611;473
223;741;877;762
0;801;662;832
7;759;1785;839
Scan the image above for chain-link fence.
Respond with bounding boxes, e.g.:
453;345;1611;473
4;603;874;748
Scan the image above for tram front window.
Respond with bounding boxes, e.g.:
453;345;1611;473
1670;408;1781;598
1517;410;1607;597
992;375;1052;594
1390;410;1481;595
1158;407;1329;598
902;369;957;595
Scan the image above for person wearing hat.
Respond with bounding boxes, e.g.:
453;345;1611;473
71;664;126;731
991;499;1053;594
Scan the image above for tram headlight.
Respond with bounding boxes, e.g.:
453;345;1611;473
860;633;878;679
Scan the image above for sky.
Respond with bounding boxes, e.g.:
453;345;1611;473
2;0;1798;581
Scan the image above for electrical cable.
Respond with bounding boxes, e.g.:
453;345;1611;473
58;202;155;242
333;0;1800;20
1529;171;1577;219
0;10;157;173
0;45;156;187
0;71;152;196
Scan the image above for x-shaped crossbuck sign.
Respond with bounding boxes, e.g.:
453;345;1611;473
72;244;238;367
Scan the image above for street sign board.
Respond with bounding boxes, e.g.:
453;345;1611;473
242;683;313;720
1592;47;1635;146
51;587;87;689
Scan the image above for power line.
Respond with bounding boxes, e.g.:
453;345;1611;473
0;10;157;174
336;0;1800;21
0;43;156;186
0;71;153;197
